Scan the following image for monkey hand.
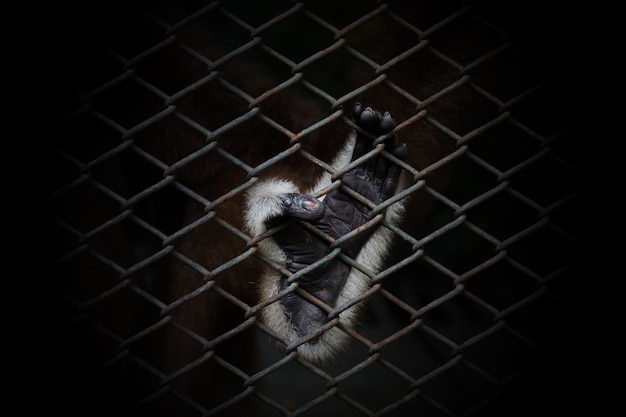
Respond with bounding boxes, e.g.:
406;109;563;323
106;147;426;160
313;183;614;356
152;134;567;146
268;193;348;336
315;103;407;258
267;104;407;338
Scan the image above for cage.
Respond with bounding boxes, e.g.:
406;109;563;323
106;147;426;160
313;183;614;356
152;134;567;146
1;0;624;416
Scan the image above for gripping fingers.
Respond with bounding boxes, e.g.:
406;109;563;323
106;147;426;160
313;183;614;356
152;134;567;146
281;193;325;221
380;111;395;134
353;102;396;137
266;193;325;252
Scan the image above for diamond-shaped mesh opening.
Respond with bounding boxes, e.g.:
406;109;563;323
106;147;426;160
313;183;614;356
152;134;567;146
3;1;625;416
345;14;421;62
423;291;496;344
133;44;210;96
462;325;537;380
133;114;211;172
261;13;336;64
464;259;541;310
426;15;503;66
509;153;581;207
302;47;377;98
175;9;251;59
468;47;543;102
254;84;331;133
218;51;295;97
434;153;500;205
469;120;543;172
304;0;383;29
508;225;582;276
510;82;585;137
424;225;497;275
420;82;501;134
465;190;539;241
418;359;495;414
335;360;416;410
389;52;463;102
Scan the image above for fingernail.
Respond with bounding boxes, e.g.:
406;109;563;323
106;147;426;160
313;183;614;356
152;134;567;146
301;197;319;211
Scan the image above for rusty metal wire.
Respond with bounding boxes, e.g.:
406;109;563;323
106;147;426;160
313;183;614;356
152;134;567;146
1;0;625;416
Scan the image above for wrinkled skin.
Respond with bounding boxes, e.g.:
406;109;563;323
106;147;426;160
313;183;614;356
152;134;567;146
268;103;408;337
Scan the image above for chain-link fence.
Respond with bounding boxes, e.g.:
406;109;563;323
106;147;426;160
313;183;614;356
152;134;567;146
2;0;625;416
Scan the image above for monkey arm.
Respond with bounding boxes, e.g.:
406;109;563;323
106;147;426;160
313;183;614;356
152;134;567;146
267;194;351;338
245;103;407;362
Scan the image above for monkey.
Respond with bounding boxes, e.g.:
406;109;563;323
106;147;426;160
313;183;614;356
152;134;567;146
245;102;408;362
6;1;604;416
16;2;498;415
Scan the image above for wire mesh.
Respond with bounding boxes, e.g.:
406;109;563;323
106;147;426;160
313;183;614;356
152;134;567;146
1;0;625;416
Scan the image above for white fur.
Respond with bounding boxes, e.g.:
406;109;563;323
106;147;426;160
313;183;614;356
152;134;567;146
244;133;406;363
245;178;299;236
